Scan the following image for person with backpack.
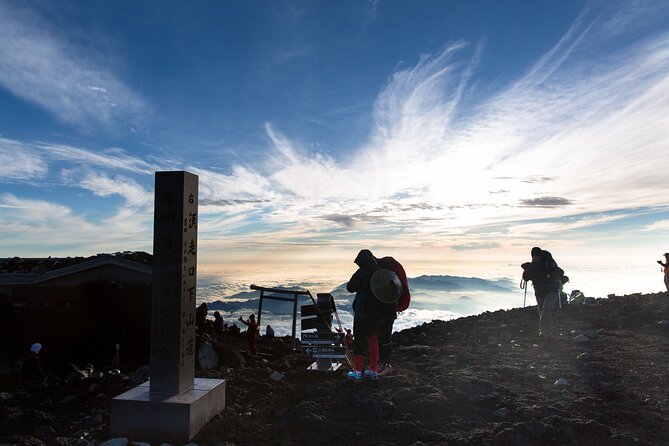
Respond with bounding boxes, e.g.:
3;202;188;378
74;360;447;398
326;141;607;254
346;249;398;382
521;247;565;339
657;253;669;291
375;254;410;375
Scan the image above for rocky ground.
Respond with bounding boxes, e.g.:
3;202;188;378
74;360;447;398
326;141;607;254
2;292;669;445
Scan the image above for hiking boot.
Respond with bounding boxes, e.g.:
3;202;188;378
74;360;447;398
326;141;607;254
363;369;379;380
346;370;363;383
377;363;392;376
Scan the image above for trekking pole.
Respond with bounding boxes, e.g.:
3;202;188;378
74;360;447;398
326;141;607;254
520;279;527;333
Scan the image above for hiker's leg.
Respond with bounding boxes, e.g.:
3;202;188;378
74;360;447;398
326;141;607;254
353;353;364;372
664;273;669;292
535;294;545;318
540;291;558;335
378;319;394;364
353;318;368;371
250;334;257;355
368;334;379;372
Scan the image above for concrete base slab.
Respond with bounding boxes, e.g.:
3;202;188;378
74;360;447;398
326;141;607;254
110;378;225;444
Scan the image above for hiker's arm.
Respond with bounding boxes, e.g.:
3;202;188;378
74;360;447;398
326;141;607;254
521;262;533;281
346;269;365;293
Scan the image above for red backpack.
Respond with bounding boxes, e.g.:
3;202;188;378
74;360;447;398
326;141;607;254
379;256;410;312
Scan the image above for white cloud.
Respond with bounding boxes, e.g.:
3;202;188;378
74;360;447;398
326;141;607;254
0;137;47;180
248;5;669;243
43;143;158;174
78;171;152;207
3;2;669;268
0;2;146;128
0;193;151;254
645;220;669;232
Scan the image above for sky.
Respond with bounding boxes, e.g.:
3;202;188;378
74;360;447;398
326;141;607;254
1;0;669;297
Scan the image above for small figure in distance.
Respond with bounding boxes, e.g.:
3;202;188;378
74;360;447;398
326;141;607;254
344;328;353;350
213;311;225;342
521;247;565;339
657;253;669;292
265;324;275;340
19;342;46;385
238;314;259;355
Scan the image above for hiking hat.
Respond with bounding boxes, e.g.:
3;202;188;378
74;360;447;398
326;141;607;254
664;253;669;257
370;268;403;303
31;343;42;353
531;247;542;257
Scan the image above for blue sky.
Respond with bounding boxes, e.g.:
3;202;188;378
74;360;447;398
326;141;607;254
1;0;669;294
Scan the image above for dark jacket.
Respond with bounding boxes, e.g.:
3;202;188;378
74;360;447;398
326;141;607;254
20;351;45;382
523;250;564;295
347;250;397;321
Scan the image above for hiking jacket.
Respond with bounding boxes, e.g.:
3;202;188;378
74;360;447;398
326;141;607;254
347;250;397;321
527;250;564;293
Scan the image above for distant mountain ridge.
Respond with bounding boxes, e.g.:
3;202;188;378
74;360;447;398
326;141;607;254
409;275;516;293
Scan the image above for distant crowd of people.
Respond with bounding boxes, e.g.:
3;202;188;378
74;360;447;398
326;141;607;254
195;302;276;357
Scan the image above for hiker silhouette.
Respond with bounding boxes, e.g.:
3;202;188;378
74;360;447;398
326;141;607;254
521;247;565;339
657;253;669;291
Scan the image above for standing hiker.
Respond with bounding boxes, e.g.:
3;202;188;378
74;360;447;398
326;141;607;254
657;253;669;292
238;314;259;355
375;254;410;375
213;311;225;342
346;249;400;382
19;342;46;384
196;302;209;335
521;247;565;339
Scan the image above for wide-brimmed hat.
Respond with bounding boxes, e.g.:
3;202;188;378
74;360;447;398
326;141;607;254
370;268;403;303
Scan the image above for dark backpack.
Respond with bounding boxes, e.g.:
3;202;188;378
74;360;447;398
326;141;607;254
531;250;564;288
379;256;411;312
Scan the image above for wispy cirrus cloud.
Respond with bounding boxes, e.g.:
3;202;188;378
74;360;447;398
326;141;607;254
77;171;152;208
248;2;669;244
0;1;146;129
0;137;48;180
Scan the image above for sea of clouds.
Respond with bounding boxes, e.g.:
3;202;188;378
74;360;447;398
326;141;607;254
197;274;521;336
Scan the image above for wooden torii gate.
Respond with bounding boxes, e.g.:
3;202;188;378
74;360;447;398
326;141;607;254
250;284;309;349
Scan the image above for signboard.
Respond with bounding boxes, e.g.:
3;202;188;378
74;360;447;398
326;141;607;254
301;332;344;345
301;304;319;317
302;345;346;359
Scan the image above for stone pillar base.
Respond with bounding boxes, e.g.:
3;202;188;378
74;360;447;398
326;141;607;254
110;378;225;444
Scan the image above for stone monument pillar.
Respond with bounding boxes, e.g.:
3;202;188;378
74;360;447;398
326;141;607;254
111;171;225;444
